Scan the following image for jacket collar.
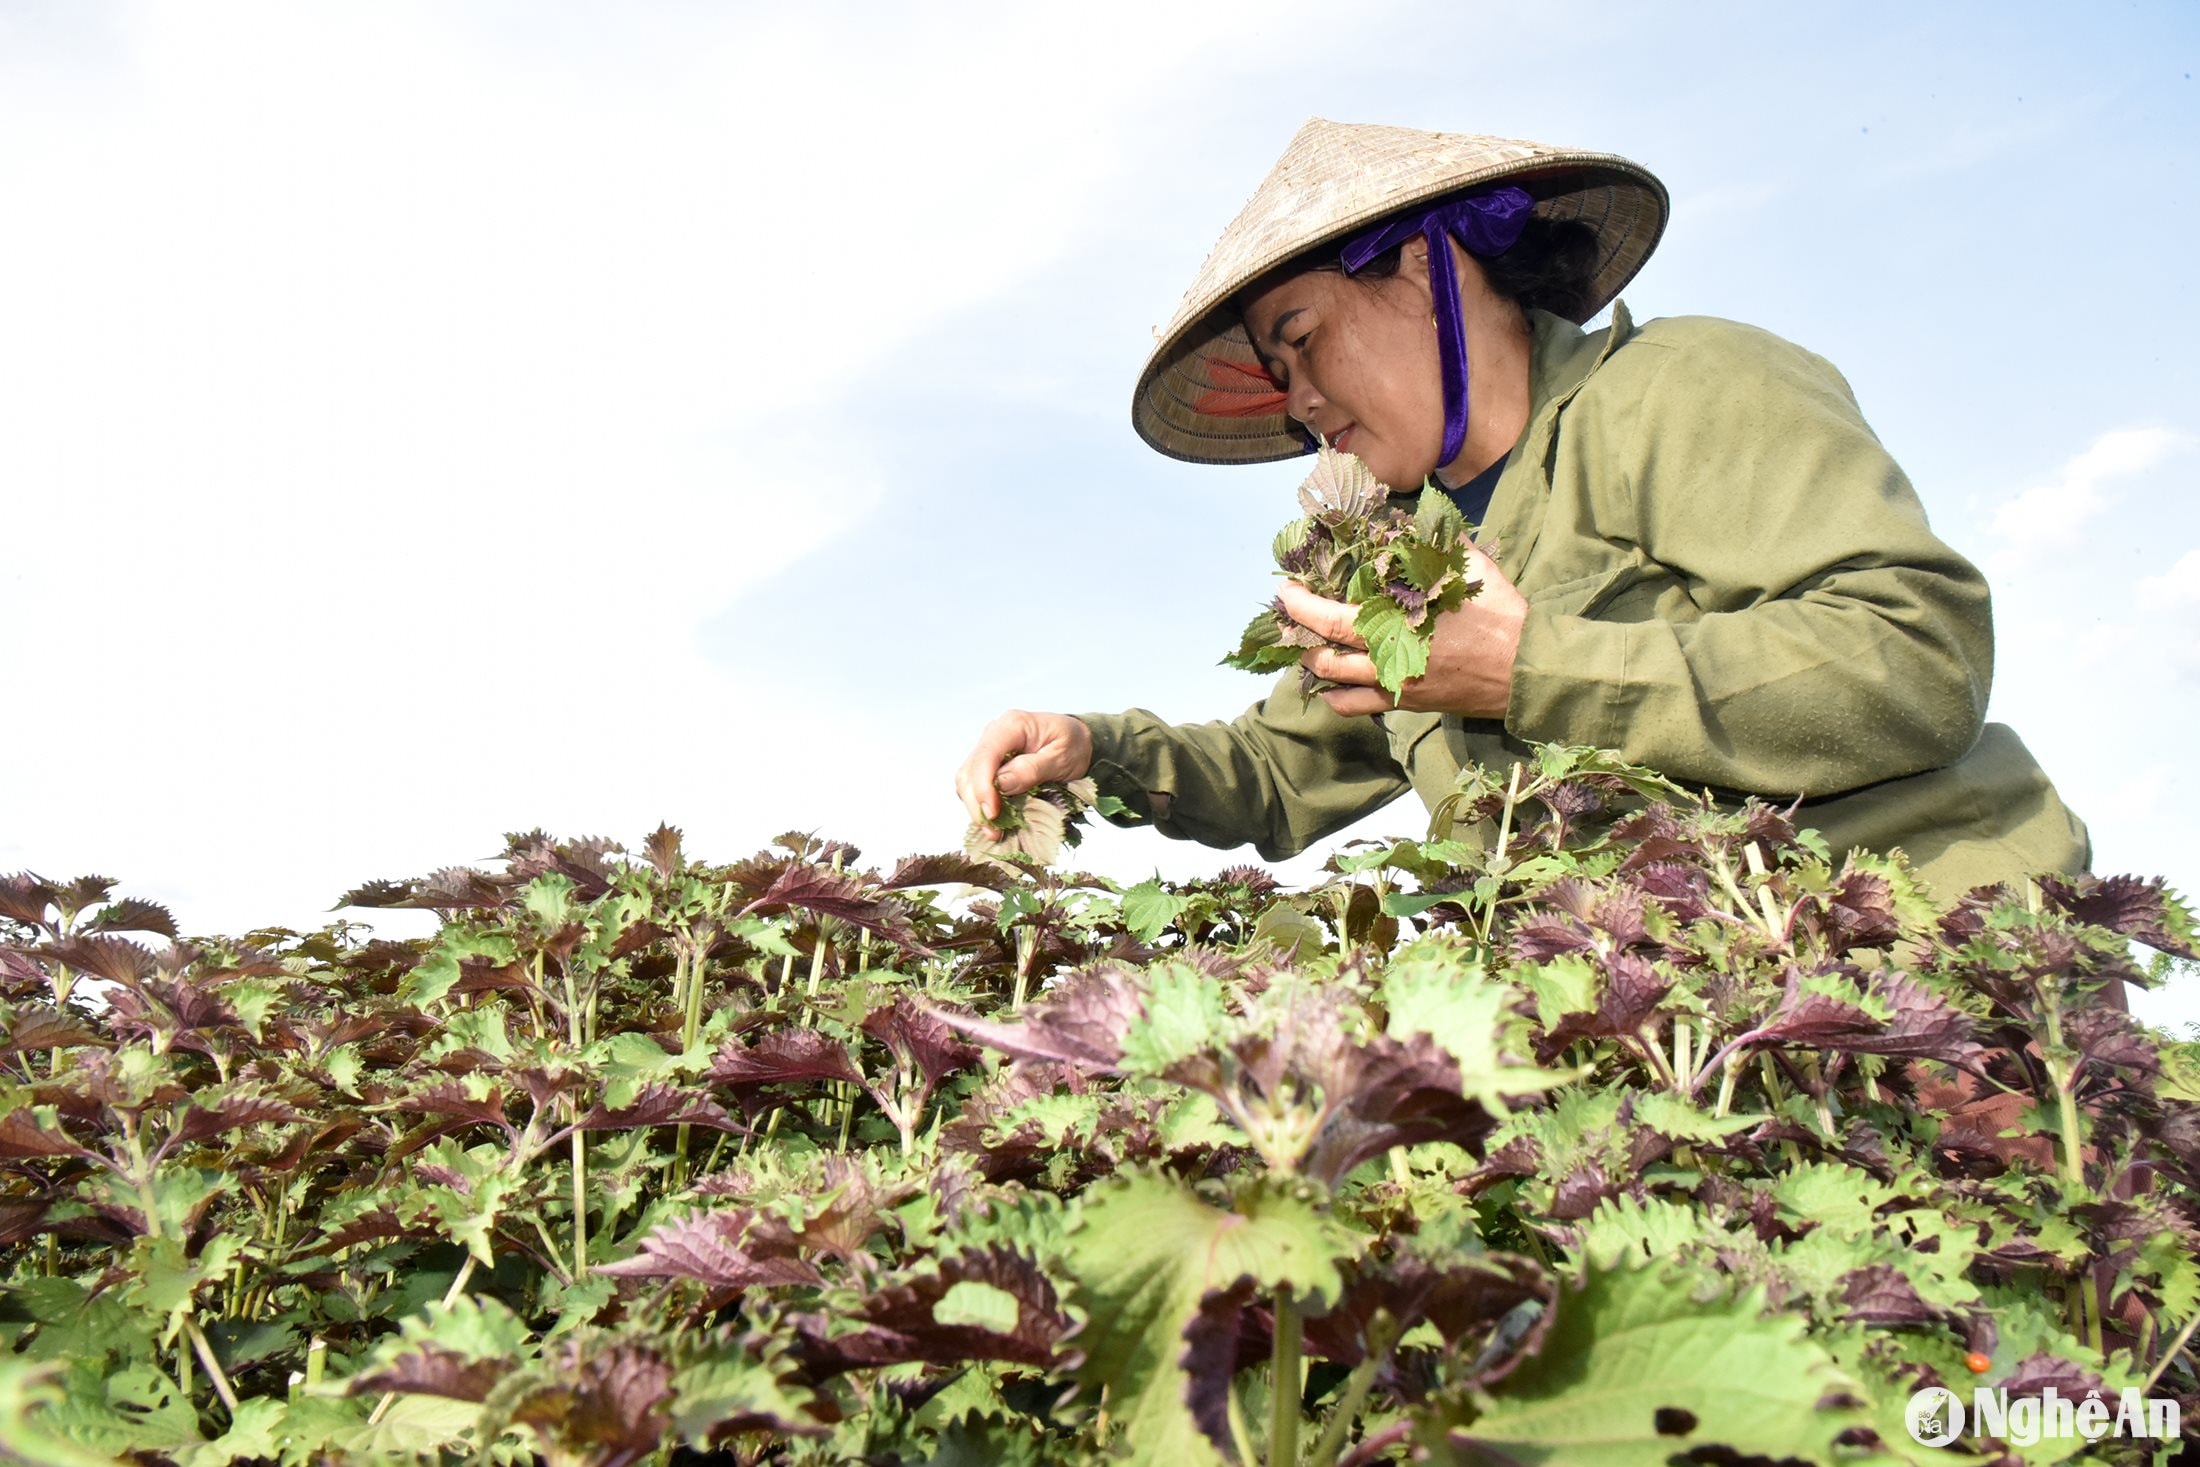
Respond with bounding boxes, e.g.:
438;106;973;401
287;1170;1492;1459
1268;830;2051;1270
1475;301;1636;577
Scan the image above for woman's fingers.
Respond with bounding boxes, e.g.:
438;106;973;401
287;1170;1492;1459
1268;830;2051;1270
1276;581;1367;650
955;717;1026;823
1320;684;1398;717
1302;645;1381;688
953;712;1096;826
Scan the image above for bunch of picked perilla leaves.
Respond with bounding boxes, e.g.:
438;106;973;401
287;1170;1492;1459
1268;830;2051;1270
1222;442;1481;698
966;776;1126;868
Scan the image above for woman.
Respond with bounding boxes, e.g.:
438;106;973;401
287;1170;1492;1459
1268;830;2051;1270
953;119;2089;901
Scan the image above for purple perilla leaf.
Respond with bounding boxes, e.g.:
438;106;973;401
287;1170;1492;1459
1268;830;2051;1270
881;852;1019;893
1722;969;1982;1071
166;1090;307;1151
1511;880;1655;965
506;831;623;901
938;1062;1083;1183
102;975;242;1042
0;948;47;998
1512;916;1595;964
0;874;62;932
2061;1004;2158;1077
932;963;1145;1073
2036;872;2197;957
736;865;930;956
860;995;981;1089
1633;861;1714;920
1599;952;1671;1033
597;1207;822;1290
794;1247;1070;1377
334;878;417;909
1996;1352;2108;1403
0;1008;109;1055
794;1155;916;1268
83;898;180;940
46;876;119;919
566;1082;745;1138
21;935;157;985
0;1198;55;1248
1742;801;1803;854
1907;1067;2055;1175
351;1344;506;1403
1303;1248;1555;1389
1296;1030;1500;1188
1216;864;1281;896
643;822;685;879
510;1337;677;1467
1527;952;1674;1065
1180;1280;1256;1458
1814;868;1904;953
1550;1161;1620;1221
318;1207;421;1252
391;1079;520;1145
416;866;519;910
769;832;862;869
0;1109;98;1162
708;1028;863;1091
1836;1264;1943;1327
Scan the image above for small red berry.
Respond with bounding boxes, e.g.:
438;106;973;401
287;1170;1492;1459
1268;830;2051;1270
1965;1352;1992;1374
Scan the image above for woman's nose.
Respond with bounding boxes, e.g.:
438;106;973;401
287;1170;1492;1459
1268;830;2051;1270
1287;377;1324;426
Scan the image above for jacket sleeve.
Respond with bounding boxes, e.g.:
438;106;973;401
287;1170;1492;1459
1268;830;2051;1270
1506;324;1992;798
1077;674;1411;861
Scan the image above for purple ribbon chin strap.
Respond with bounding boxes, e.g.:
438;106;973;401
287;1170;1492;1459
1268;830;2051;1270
1339;186;1535;470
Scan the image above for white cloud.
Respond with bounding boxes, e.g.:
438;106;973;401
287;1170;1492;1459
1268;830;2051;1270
1986;426;2189;565
2138;548;2200;613
0;0;1322;934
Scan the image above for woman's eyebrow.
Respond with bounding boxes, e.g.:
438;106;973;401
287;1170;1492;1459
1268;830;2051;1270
1267;307;1308;346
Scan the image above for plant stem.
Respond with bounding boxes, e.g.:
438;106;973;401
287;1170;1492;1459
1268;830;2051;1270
2080;1265;2105;1356
674;940;709;1181
1227;1385;1261;1467
570;1125;588;1280
1713;1054;1740;1120
2143;1310;2200;1393
1309;1315;1398;1466
1759;1056;1802;1167
1269;1287;1302;1467
701;1126;734;1177
369;1254;479;1426
184;1316;240;1414
1013;925;1038;1010
2042;1018;2088;1194
1801;1055;1835;1139
1492;761;1524;868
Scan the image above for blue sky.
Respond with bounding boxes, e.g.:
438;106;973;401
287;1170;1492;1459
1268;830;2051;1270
3;1;2196;1023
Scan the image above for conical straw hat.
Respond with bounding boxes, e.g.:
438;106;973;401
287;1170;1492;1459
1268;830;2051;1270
1133;118;1668;465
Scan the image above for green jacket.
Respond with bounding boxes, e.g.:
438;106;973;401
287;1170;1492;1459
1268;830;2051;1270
1081;304;2090;900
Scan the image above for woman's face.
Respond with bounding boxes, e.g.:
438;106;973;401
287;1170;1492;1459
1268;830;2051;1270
1238;241;1445;491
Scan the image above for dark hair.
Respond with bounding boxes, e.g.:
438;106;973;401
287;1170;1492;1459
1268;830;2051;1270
1291;213;1604;322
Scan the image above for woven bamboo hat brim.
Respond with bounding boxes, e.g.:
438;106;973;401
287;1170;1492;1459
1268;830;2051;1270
1133;118;1669;466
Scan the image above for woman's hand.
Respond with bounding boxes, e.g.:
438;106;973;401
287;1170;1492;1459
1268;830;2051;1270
954;711;1094;825
1277;540;1529;719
